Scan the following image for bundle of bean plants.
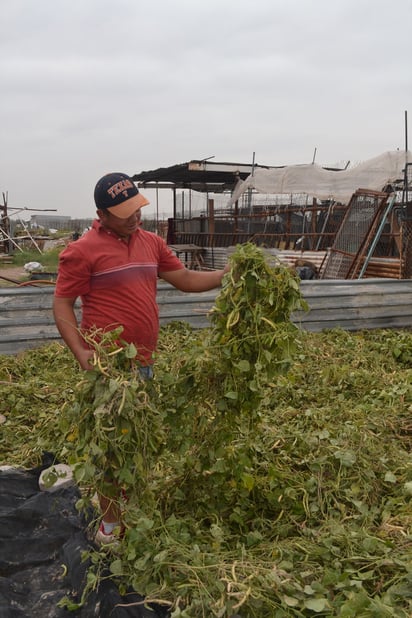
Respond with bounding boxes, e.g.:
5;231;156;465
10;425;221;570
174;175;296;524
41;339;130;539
0;243;411;617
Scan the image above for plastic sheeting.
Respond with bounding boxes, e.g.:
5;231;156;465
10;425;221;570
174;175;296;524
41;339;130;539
228;150;411;205
0;458;169;618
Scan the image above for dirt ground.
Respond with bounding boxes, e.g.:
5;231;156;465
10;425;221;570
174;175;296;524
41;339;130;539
0;266;26;280
0;266;36;287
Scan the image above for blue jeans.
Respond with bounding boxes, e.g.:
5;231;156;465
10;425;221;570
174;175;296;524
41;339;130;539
139;365;153;380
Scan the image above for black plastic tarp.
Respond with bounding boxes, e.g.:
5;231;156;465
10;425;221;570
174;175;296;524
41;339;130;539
0;459;169;618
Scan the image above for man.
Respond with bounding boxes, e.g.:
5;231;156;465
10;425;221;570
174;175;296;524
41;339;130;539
53;172;228;544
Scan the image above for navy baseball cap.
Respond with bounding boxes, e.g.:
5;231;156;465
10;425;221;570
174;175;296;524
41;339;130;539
94;172;149;218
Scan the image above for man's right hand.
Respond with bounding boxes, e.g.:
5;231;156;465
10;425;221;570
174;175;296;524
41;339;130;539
76;348;95;371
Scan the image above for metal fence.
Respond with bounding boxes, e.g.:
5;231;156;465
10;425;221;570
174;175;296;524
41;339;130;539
171;196;401;257
1;279;412;355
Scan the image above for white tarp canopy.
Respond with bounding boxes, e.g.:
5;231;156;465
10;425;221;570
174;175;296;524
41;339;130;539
228;150;410;205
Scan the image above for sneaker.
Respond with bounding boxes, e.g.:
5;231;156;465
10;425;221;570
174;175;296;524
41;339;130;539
94;522;121;547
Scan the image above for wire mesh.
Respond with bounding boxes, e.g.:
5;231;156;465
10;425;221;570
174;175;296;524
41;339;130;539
172;184;408;277
400;163;412;278
401;219;412;277
321;190;389;279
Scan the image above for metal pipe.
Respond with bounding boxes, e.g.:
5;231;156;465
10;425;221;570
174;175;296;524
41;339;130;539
358;195;396;279
156;185;159;233
247;151;256;233
405;110;408;209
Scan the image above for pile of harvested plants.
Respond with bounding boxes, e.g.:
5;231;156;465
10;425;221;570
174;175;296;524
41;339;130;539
1;243;411;617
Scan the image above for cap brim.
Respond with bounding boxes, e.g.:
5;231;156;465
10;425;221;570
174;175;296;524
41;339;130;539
106;192;150;218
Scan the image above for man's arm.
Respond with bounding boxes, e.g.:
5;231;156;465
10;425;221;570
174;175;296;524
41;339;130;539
53;296;94;370
159;265;229;293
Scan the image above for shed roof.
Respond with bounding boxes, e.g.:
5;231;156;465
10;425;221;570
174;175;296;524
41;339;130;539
132;159;273;193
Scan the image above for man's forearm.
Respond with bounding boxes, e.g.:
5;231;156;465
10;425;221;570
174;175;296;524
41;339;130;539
160;266;228;293
53;297;92;368
179;268;226;292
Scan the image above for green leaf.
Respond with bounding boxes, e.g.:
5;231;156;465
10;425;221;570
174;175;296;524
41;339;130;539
109;559;123;576
283;595;299;607
224;391;238;400
334;450;356;467
304;597;328;612
125;343;137;358
248;379;258;392
118;467;135;484
236;359;250;372
241;473;255;491
338;590;370;616
108;379;120;394
404;481;412;496
136;517;154;531
210;523;224;541
384;471;397;483
246;530;263;547
57;596;82;611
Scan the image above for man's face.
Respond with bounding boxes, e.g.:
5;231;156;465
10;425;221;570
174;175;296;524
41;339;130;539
98;208;142;238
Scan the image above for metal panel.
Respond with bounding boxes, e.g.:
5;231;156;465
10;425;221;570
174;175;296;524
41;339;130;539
321;190;389;279
0;288;79;355
296;279;412;331
1;279;412;355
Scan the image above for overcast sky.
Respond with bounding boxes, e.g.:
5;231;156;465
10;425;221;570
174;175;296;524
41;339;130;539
1;0;411;220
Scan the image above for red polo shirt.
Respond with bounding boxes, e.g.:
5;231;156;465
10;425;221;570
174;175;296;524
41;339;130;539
54;220;184;363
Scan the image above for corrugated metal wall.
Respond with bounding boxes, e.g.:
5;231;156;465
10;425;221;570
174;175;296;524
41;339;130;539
1;279;411;355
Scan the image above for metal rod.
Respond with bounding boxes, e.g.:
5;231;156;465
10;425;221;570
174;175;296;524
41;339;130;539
18;218;43;254
247;152;256;233
0;227;24;252
358;195;396;279
156;185;159;233
0;274;40;287
312;147;317;164
405;110;408;208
